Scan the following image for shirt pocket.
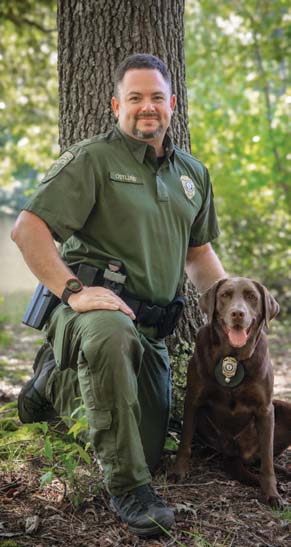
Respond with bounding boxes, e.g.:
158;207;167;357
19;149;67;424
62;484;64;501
109;171;144;185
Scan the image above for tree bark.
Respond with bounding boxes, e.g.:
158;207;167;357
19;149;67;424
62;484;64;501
57;0;205;412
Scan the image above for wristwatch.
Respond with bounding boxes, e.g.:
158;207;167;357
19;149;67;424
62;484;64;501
61;278;83;305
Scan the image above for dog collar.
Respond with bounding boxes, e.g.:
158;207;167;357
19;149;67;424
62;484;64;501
215;356;245;388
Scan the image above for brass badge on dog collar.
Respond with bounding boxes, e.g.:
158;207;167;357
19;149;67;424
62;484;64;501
215;357;245;388
221;357;238;383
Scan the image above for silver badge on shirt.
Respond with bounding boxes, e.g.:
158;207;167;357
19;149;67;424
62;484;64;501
180;175;195;199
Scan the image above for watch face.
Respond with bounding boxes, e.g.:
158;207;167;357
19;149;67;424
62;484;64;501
66;278;83;292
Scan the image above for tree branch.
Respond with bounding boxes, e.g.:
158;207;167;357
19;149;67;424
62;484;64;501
3;12;56;33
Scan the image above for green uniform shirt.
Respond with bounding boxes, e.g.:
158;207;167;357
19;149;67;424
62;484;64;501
24;125;220;305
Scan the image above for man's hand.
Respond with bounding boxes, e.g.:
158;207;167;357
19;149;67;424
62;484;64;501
67;286;136;319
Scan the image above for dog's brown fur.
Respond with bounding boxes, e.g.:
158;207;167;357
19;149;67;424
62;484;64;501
173;277;291;508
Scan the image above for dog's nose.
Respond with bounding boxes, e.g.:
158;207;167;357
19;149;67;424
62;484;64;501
231;309;245;320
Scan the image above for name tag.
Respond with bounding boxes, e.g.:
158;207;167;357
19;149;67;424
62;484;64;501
109;172;143;184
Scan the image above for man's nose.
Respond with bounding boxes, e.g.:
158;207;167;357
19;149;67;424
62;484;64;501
140;101;156;112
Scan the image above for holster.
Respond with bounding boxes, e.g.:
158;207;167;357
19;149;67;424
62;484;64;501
157;296;186;338
22;284;60;330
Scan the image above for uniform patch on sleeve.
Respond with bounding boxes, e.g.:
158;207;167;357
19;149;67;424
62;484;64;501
41;151;75;183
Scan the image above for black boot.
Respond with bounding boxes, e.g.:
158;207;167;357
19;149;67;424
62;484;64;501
18;343;57;423
110;484;174;538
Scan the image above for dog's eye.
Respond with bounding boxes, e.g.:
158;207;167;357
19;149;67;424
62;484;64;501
246;292;257;301
220;292;231;298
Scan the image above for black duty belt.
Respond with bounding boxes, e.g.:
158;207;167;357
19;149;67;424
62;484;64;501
72;262;186;337
22;263;186;336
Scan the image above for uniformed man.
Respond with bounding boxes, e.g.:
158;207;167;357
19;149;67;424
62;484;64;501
11;53;226;538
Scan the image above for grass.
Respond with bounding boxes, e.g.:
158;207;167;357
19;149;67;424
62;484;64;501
149;517;233;547
273;508;291;523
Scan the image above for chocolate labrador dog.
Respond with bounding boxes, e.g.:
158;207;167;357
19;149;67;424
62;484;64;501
173;277;291;508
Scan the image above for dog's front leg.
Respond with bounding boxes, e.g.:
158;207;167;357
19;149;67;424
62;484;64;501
255;402;282;508
171;389;200;480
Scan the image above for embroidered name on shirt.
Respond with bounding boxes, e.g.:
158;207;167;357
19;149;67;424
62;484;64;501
112;173;137;183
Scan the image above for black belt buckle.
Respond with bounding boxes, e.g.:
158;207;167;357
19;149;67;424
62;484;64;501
137;303;165;327
103;262;126;295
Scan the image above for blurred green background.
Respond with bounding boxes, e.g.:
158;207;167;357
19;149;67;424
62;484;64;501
0;0;290;316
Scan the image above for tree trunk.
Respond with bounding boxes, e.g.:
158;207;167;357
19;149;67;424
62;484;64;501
57;0;205;413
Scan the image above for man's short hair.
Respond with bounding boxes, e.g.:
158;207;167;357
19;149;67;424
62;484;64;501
114;53;172;96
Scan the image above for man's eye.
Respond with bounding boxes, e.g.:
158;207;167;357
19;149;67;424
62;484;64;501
129;96;140;102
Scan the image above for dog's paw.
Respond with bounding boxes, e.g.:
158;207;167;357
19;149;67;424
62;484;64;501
167;469;184;483
266;494;284;510
168;461;188;482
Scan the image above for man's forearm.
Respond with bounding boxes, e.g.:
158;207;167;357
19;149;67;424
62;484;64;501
11;211;74;298
185;243;226;293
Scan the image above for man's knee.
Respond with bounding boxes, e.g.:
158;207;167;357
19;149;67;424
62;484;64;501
75;311;143;405
77;310;142;363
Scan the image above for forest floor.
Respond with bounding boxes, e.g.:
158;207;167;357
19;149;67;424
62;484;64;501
0;320;290;547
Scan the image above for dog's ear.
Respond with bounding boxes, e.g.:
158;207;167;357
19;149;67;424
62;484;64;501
199;278;227;323
253;281;280;328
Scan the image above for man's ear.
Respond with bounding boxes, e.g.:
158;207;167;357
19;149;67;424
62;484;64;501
252;281;280;328
199;278;227;323
170;94;176;113
111;96;119;118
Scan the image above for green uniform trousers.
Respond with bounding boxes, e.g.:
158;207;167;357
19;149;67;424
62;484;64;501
45;304;171;495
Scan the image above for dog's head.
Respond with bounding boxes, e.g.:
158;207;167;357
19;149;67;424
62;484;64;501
199;277;280;348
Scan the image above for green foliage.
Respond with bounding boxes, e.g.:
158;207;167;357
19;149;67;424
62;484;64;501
0;401;100;508
164;435;179;452
185;0;290;304
0;0;58;213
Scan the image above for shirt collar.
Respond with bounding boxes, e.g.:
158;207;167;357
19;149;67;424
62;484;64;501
114;123;175;164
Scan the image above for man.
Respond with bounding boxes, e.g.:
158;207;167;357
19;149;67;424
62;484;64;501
12;54;226;538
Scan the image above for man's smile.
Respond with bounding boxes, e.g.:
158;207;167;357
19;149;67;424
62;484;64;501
136;114;159;120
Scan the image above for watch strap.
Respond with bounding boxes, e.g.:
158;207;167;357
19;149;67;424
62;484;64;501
61;287;76;305
61;278;83;305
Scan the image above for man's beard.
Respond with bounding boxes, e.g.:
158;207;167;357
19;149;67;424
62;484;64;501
132;116;163;140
